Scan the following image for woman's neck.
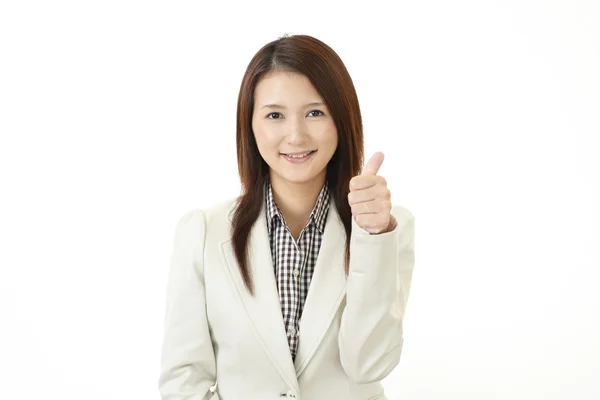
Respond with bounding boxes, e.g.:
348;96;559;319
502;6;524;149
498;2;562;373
269;172;326;234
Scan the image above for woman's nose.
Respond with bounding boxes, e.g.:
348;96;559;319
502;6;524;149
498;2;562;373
286;118;308;144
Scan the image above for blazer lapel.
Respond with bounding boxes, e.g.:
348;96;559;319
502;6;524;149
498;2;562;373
221;200;299;392
294;201;347;376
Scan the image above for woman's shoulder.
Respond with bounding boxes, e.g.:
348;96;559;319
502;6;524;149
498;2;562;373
175;196;239;237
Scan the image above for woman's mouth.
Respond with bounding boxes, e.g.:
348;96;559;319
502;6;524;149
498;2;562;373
281;150;316;163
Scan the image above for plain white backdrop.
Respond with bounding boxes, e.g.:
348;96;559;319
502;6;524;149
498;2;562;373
1;1;598;399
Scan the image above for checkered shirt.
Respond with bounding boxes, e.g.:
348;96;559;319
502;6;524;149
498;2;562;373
265;177;330;361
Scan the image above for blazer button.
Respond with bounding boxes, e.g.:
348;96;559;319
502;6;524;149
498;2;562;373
286;390;297;398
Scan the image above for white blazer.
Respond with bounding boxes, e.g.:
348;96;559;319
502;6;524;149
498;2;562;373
159;196;415;400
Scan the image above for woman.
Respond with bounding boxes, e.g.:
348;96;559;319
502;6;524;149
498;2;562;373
159;34;415;400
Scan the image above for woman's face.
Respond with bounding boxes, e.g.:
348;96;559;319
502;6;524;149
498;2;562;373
252;70;338;188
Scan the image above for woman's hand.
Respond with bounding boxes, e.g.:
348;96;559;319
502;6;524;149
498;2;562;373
348;152;396;234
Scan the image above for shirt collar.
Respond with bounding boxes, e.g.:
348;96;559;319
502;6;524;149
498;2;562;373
265;176;330;235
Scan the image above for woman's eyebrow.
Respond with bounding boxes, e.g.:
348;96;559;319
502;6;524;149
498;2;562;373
261;102;324;109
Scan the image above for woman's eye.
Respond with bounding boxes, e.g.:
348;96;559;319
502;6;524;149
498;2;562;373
267;112;283;119
308;110;324;117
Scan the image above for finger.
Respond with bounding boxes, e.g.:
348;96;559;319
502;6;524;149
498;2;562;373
353;212;389;229
362;152;384;176
351;199;391;216
348;184;389;205
349;175;386;191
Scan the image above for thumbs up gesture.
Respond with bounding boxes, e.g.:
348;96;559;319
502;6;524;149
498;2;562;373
348;152;396;234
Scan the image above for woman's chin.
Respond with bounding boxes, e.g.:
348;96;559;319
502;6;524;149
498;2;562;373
272;171;321;185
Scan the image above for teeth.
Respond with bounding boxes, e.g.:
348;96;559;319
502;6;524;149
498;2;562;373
286;151;312;158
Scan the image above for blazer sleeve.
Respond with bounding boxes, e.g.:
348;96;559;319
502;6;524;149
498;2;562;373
159;210;219;400
338;205;415;384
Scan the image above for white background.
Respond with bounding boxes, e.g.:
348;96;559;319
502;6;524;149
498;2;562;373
1;1;599;399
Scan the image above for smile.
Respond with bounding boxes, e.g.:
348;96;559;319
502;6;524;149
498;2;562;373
281;150;316;163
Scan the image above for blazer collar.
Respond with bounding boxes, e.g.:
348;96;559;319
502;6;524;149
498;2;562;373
221;191;347;386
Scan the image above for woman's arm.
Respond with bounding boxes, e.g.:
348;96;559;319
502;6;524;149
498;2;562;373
338;205;415;384
159;210;218;400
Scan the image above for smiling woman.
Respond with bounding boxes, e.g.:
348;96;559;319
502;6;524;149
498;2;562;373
252;70;339;212
235;35;365;271
159;34;415;400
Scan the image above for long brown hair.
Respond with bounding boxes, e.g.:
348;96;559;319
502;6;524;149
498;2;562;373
232;34;364;295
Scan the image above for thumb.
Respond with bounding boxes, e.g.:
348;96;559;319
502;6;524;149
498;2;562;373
362;152;384;176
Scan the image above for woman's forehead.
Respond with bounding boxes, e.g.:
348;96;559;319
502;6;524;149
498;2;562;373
254;72;323;107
